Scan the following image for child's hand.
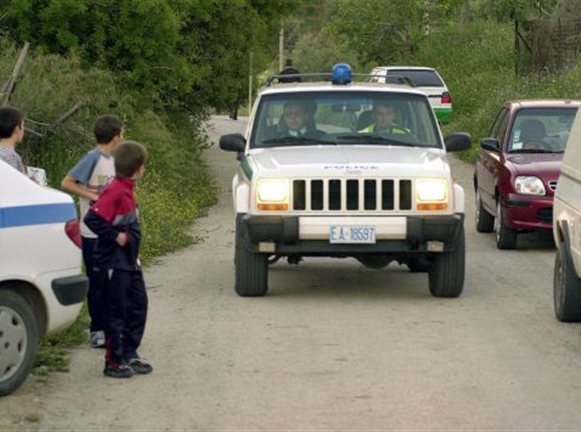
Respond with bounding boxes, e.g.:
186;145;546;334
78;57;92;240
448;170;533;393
116;232;128;247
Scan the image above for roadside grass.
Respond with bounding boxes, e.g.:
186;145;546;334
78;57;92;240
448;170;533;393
1;38;216;376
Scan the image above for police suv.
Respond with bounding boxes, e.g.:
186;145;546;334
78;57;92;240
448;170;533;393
220;64;471;298
0;161;87;395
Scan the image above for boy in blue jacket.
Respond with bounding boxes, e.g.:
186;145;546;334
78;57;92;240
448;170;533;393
84;141;151;378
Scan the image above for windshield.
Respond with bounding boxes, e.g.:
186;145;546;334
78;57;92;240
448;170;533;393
508;107;578;153
250;91;442;149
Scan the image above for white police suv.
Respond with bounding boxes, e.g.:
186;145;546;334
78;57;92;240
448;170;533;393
0;160;87;396
220;64;471;298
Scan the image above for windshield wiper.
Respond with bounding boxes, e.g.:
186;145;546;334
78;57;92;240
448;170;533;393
261;136;337;145
335;134;416;147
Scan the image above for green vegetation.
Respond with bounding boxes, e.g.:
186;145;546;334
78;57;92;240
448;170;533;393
1;0;300;113
286;0;577;163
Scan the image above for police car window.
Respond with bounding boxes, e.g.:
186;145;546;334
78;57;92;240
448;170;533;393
251;91;441;149
386;70;443;87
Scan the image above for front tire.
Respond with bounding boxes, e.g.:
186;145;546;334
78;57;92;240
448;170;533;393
428;227;465;298
0;290;39;396
235;214;268;297
475;190;494;233
495;201;517;250
554;246;581;322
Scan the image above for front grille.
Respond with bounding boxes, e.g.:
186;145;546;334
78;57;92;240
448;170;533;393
538;207;553;222
548;180;557;191
292;178;413;211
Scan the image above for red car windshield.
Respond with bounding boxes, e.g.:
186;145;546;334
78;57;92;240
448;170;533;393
508;107;577;153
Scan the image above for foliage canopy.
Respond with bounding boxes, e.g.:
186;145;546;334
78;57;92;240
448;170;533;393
0;0;299;113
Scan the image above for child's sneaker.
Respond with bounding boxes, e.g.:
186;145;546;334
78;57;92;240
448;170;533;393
89;331;105;348
128;358;153;375
103;363;134;379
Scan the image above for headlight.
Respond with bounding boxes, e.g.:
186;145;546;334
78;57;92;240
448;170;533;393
256;179;289;210
416;178;448;210
514;176;546;195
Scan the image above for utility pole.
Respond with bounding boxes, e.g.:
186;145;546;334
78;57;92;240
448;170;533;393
279;17;284;71
248;52;253;115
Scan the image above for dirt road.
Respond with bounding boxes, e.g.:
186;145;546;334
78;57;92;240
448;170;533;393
2;116;581;430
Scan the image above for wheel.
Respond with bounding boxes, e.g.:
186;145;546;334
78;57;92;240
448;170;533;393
475;190;494;233
268;255;282;265
428;227;465;298
495;201;517;249
234;215;268;297
553;246;581;322
0;290;39;396
407;257;431;272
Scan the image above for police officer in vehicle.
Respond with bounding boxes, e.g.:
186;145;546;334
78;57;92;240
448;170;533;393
275;100;323;139
360;100;410;136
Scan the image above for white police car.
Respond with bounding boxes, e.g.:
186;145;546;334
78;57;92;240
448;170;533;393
0;160;87;396
220;64;471;298
370;66;453;123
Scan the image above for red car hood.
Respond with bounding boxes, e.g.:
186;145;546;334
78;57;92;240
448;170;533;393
506;153;563;180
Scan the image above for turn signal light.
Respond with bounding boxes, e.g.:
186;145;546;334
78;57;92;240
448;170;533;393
257;203;289;211
417;203;448;211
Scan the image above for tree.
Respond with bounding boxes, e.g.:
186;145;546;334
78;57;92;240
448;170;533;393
0;0;300;114
475;0;559;21
325;0;426;66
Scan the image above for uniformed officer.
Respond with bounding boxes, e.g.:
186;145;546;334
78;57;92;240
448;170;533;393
361;101;410;135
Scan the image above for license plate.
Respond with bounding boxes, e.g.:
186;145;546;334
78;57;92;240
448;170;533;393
329;225;376;244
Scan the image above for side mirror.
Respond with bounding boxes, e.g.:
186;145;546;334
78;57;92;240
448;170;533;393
480;137;500;152
444;132;472;152
219;133;246;153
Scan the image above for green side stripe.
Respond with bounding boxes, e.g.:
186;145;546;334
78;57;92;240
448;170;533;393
241;158;253;180
435;108;453;123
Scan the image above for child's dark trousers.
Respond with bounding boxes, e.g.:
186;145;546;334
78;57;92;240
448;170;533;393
82;236;106;333
98;269;148;365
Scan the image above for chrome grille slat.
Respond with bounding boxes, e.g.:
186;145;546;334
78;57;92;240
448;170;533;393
549;180;557;191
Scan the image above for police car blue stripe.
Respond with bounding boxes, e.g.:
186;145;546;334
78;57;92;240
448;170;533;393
0;203;76;229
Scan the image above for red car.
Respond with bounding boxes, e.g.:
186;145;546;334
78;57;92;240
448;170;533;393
474;100;579;249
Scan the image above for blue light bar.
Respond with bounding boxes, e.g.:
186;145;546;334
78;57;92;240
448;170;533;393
331;63;352;85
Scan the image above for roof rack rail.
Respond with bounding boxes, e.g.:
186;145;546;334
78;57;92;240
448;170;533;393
265;73;332;86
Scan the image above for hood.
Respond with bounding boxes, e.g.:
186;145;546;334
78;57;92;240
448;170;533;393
248;146;450;179
506;153;563;180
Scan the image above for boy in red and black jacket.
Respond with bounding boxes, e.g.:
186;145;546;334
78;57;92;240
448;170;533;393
84;141;151;379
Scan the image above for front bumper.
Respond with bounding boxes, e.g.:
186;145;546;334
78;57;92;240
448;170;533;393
502;194;553;231
241;213;464;255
